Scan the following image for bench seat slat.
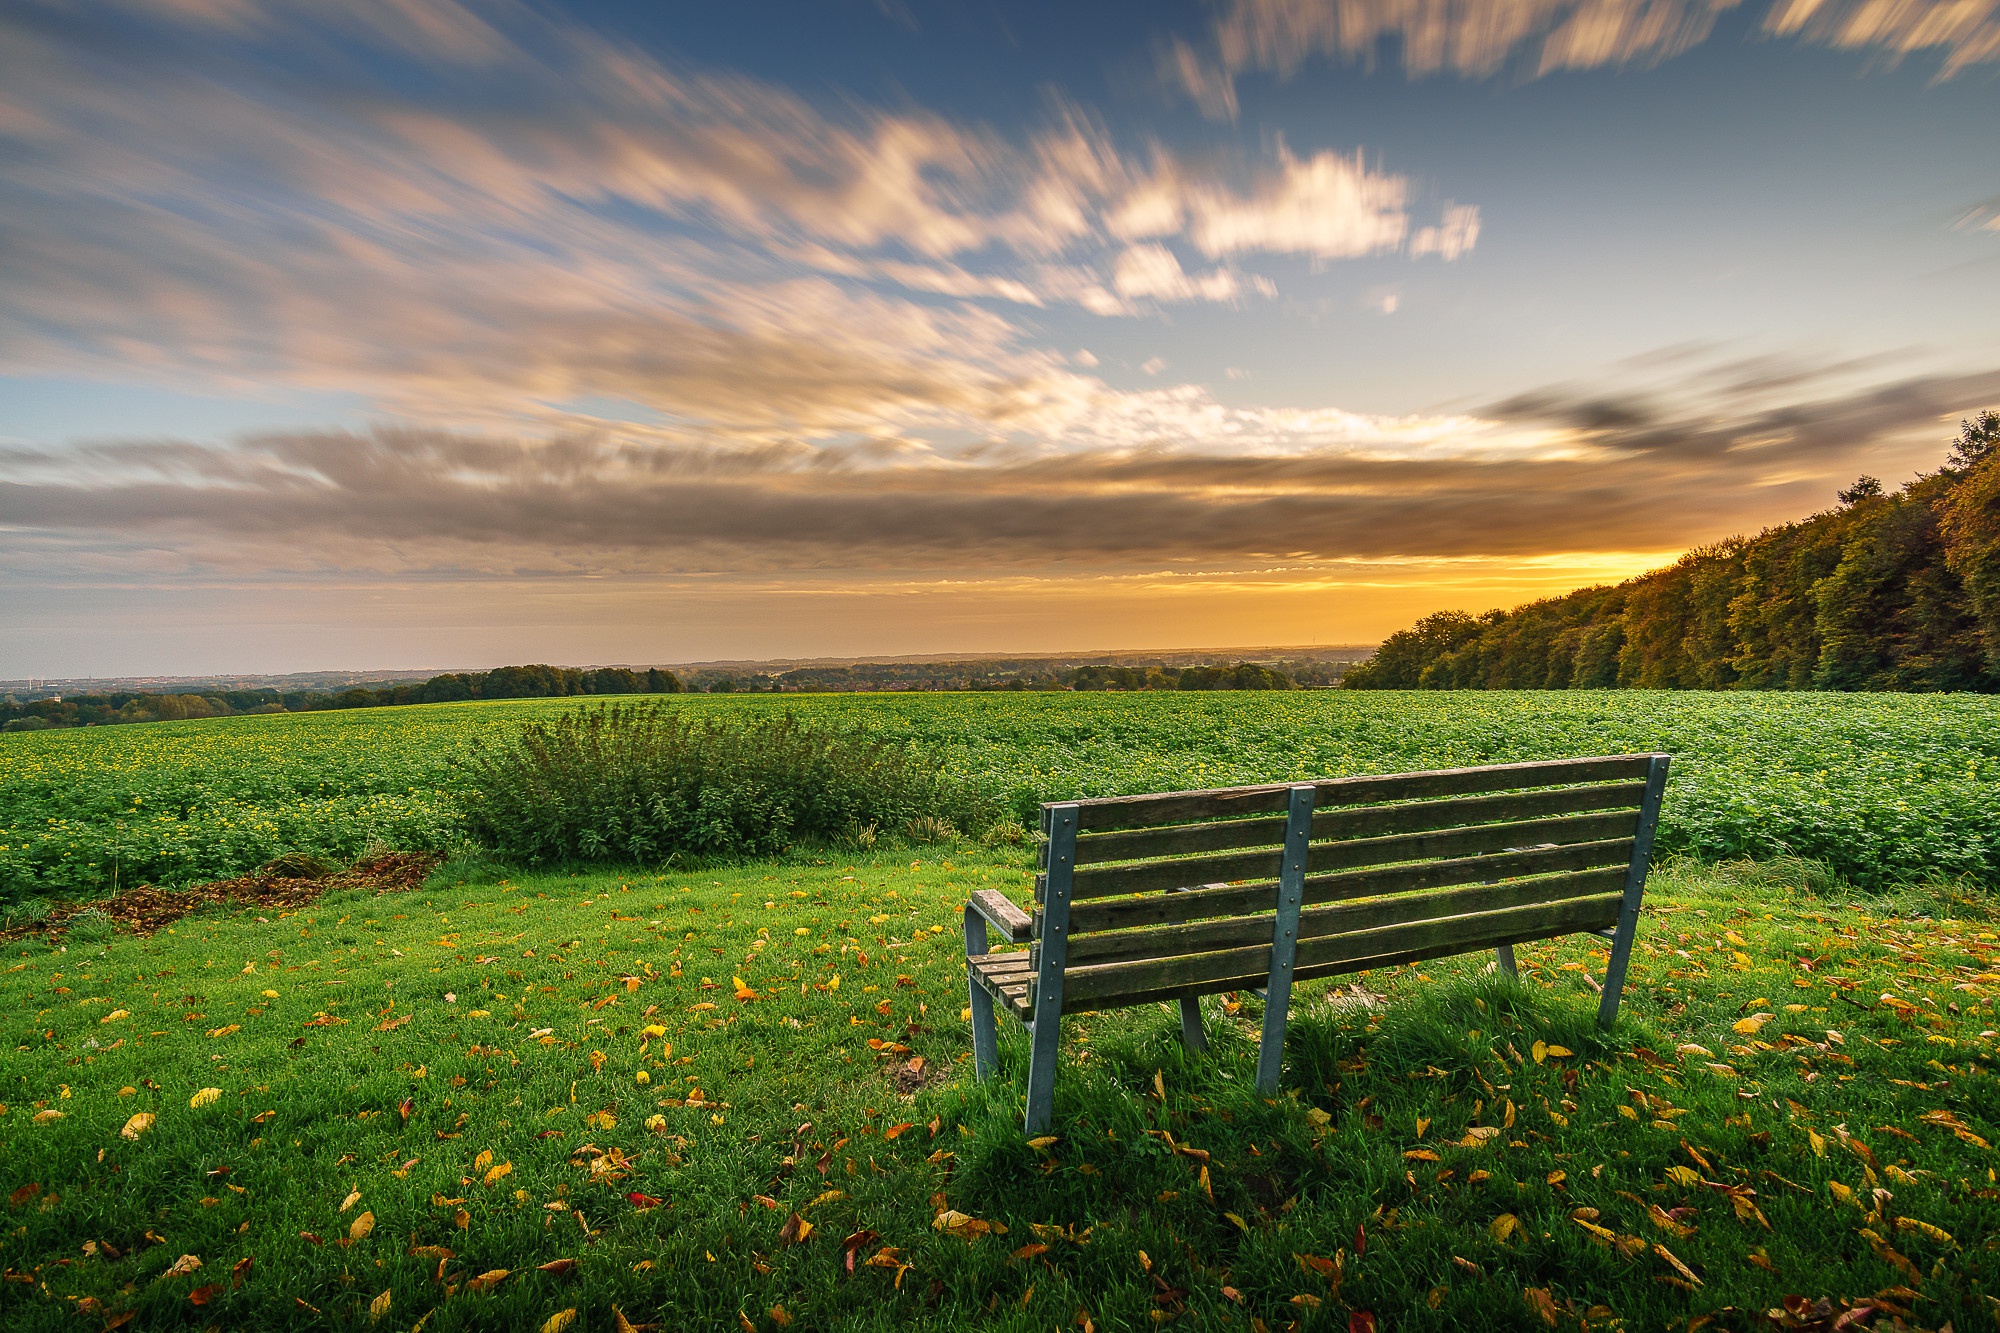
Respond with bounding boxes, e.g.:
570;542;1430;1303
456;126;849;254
1070;755;1654;832
1057;808;1641;900
1063;836;1635;934
1060;866;1627;967
968;952;1034;1019
1069;780;1645;867
1061;891;1623;1003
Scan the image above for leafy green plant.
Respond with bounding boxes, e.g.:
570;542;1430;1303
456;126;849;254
461;704;989;865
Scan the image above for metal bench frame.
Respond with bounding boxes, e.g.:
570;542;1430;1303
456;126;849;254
964;754;1670;1131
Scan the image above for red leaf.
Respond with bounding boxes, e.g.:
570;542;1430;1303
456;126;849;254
626;1192;662;1211
1349;1313;1378;1333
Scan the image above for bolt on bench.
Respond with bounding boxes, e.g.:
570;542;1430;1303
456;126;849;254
963;754;1670;1131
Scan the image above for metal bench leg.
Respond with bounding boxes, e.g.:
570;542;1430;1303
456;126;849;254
1178;997;1207;1053
1023;1006;1062;1133
1024;803;1078;1132
1255;785;1316;1096
963;908;998;1081
1494;944;1517;977
1598;754;1670;1030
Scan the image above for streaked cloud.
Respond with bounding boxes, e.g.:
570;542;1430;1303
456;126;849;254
0;0;1475;447
1168;0;2000;115
6;363;1992;589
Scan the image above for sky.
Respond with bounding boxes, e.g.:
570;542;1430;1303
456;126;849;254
3;0;1998;677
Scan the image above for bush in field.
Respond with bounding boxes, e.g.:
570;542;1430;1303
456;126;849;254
463;704;984;864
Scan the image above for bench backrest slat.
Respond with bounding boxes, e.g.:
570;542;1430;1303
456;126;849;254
1023;754;1666;1015
1068;755;1653;832
1065;836;1634;933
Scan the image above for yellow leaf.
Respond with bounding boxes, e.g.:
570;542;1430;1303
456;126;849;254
1306;1106;1331;1127
1416;1116;1430;1139
1490;1214;1520;1242
1732;1013;1774;1036
828;975;840;991
32;1109;63;1123
1154;1070;1166;1102
1808;1129;1826;1157
1894;1217;1953;1246
1459;1126;1501;1148
1665;1166;1703;1187
1223;1212;1249;1232
207;1025;240;1039
1677;1044;1713;1058
473;1149;493;1172
1647;1204;1695;1238
120;1112;155;1140
1531;1040;1548;1064
483;1161;513;1187
1829;1181;1856;1205
349;1211;375;1241
341;1189;362;1213
540;1311;577;1333
1026;1136;1058;1150
1405;1149;1440;1161
1546;1170;1566;1186
1652;1242;1701;1286
368;1289;392;1323
769;1308;794;1328
464;1269;509;1292
1544;1045;1572;1059
190;1088;221;1109
100;1009;129;1024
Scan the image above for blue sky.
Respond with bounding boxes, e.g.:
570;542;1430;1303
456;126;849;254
2;0;1997;675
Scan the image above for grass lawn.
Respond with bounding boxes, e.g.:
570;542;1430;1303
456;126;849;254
2;848;1996;1331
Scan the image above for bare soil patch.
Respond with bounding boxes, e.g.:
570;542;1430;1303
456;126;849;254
0;851;441;944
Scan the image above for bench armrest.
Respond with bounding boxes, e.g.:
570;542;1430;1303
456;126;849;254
966;889;1033;944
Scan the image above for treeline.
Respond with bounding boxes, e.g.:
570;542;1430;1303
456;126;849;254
0;663;682;732
1347;412;2000;691
688;657;1350;693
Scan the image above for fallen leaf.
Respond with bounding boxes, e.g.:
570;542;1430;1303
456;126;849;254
368;1289;391;1323
538;1259;578;1277
1732;1013;1774;1036
1524;1287;1559;1326
120;1113;155;1140
341;1189;362;1213
464;1269;510;1292
483;1161;513;1187
1652;1242;1701;1286
231;1256;252;1288
190;1088;221;1109
188;1283;222;1306
349;1212;374;1242
162;1253;203;1278
540;1311;576;1333
1489;1214;1520;1243
779;1212;814;1244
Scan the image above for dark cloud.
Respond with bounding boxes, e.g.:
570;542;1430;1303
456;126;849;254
6;366;1995;582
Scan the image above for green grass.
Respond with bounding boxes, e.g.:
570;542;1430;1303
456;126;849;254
3;848;1996;1330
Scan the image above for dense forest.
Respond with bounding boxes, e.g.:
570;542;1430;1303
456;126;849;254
0;663;682;732
1347;411;2000;692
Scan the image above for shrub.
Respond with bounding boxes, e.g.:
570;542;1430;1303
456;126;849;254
462;704;988;865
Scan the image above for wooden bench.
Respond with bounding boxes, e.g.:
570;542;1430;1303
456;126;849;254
963;754;1670;1131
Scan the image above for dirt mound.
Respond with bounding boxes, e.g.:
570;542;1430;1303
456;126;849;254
0;851;442;944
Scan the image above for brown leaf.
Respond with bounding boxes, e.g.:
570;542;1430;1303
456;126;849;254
1523;1288;1559;1326
537;1259;578;1277
778;1212;814;1245
8;1184;40;1207
231;1256;252;1288
841;1229;881;1274
464;1269;510;1292
187;1283;222;1306
367;1288;391;1323
348;1211;375;1242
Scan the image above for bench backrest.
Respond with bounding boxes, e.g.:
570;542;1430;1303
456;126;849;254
1031;754;1670;1014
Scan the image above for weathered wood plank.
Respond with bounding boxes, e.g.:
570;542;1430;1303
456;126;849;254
1070;781;1644;866
1061;867;1627;966
1062;808;1640;899
1067;755;1657;831
1061;891;1621;1002
967;889;1033;943
1060;909;1624;1012
1063;837;1635;934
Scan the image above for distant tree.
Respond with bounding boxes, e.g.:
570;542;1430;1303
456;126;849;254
1949;410;2000;470
1838;476;1883;504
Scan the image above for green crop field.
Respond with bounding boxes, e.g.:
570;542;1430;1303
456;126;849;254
5;691;2000;907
